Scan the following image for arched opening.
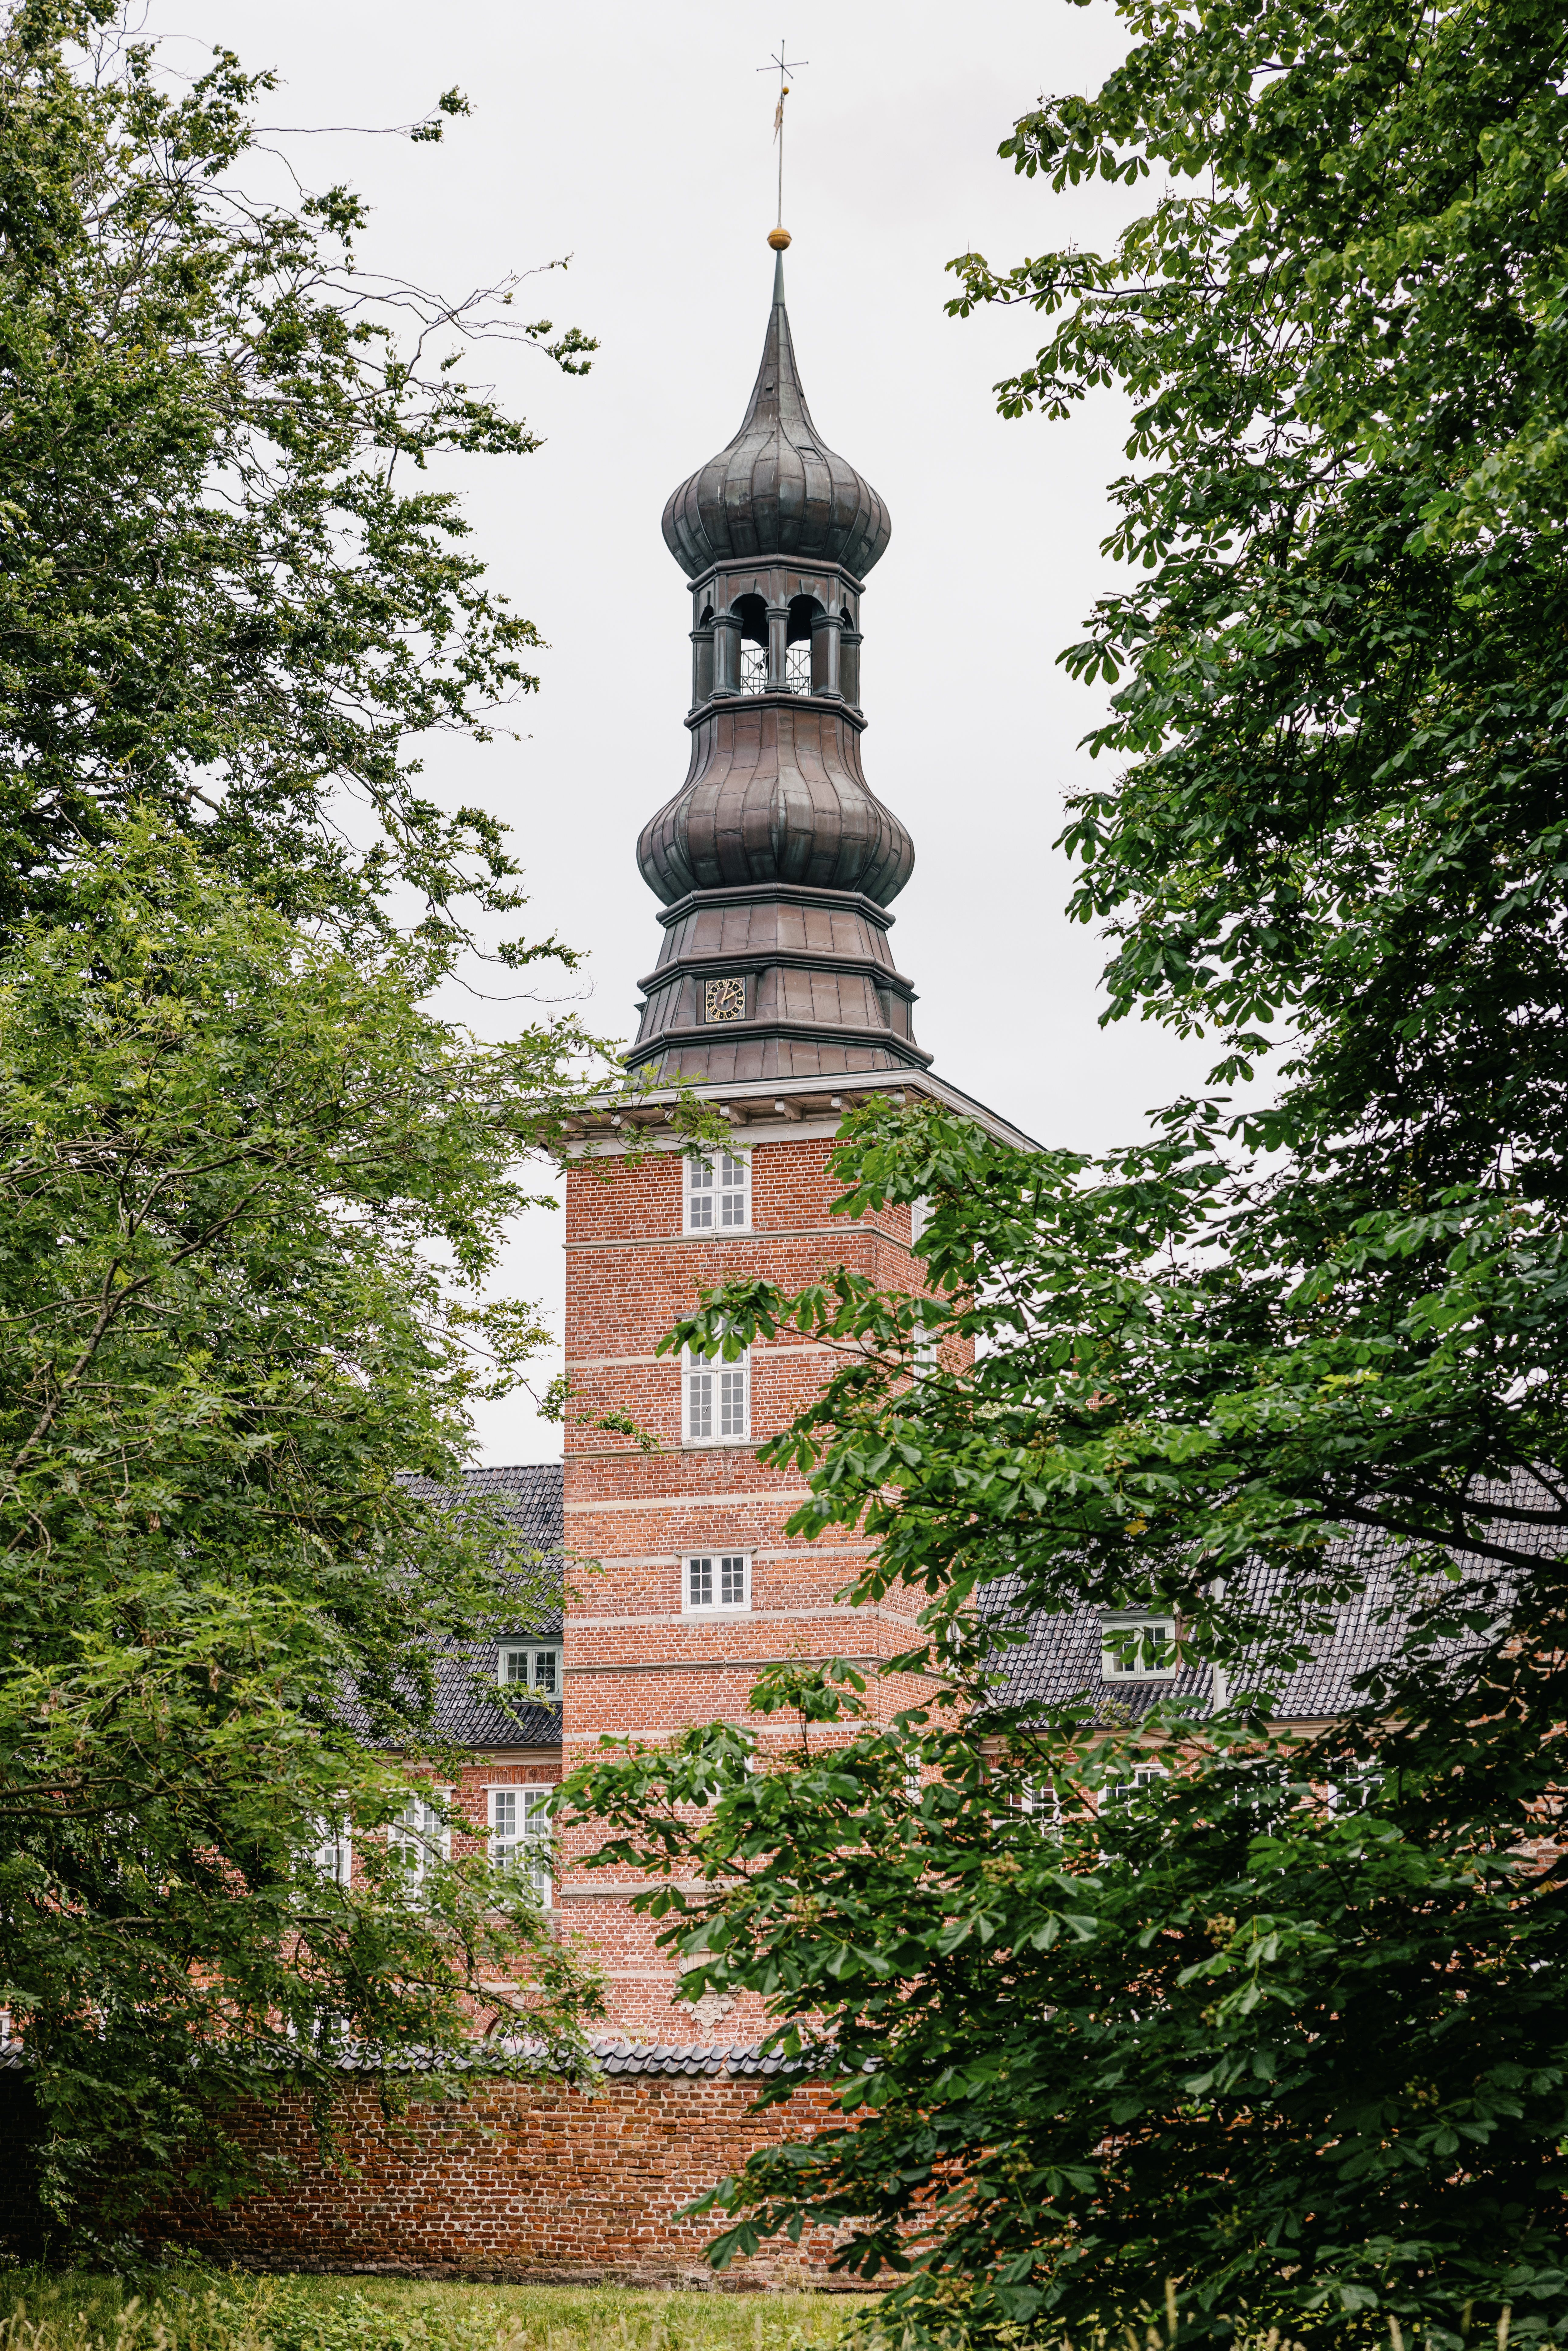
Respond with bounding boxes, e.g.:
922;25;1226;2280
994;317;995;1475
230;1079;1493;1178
734;593;769;694
787;595;824;694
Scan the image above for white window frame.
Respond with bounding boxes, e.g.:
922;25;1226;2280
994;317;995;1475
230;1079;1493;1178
1020;1779;1063;1828
682;1345;750;1445
489;1784;553;1905
312;1818;353;1886
497;1642;561;1699
685;1148;751;1235
682;1551;752;1615
389;1788;451;1893
912;1305;942;1382
1100;1612;1179;1682
1326;1767;1383;1816
1103;1758;1167;1813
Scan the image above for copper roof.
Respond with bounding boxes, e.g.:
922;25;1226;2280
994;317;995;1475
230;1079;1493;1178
661;252;891;580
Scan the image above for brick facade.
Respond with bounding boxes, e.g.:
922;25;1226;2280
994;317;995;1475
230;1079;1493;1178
559;1118;941;2043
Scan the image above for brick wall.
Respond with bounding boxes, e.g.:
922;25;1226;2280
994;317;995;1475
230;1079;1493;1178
146;2068;849;2289
561;1127;954;2038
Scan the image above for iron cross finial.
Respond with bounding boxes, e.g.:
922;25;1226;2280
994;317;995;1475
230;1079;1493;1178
757;39;809;231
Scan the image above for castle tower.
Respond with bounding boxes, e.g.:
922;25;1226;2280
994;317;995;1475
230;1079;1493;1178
557;244;1032;2042
630;242;924;1082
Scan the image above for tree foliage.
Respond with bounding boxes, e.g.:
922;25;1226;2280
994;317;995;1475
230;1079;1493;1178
568;0;1568;2335
0;0;593;942
0;817;606;2236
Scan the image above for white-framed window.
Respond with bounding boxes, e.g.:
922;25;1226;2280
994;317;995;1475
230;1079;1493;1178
683;1346;750;1444
684;1552;751;1614
912;1305;942;1381
1020;1779;1063;1828
686;1149;750;1234
1100;1612;1179;1681
1103;1759;1166;1813
910;1195;931;1247
312;1819;353;1886
489;1785;552;1905
498;1643;561;1698
1326;1767;1383;1816
389;1789;451;1893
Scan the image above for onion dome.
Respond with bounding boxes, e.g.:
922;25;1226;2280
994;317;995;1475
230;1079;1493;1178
661;252;892;580
637;699;914;908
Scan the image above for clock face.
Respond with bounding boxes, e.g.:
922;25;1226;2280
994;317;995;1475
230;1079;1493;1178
704;976;746;1024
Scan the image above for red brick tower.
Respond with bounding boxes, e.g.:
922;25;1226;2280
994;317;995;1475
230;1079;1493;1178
557;240;1032;2039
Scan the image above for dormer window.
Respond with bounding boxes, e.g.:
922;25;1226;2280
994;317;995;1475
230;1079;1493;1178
1100;1613;1179;1681
499;1644;560;1698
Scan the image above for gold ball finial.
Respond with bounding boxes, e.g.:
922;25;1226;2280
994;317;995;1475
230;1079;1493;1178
768;226;792;251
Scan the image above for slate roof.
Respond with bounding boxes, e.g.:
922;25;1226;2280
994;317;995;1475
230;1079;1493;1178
401;1463;566;1749
0;2036;794;2079
985;1471;1559;1724
402;1466;1560;1746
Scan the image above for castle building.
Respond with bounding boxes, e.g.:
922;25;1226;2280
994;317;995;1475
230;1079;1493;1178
342;237;1029;2059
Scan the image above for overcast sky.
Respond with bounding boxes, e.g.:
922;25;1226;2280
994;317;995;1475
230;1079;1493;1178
150;0;1228;1464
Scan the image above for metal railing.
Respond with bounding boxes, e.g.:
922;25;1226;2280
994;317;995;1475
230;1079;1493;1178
737;643;814;696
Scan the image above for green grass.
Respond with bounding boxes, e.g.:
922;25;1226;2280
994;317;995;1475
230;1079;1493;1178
0;2270;865;2351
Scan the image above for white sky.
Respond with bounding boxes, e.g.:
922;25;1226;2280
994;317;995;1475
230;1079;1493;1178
153;0;1233;1464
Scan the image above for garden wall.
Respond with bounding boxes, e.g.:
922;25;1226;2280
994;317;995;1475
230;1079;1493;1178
146;2044;846;2289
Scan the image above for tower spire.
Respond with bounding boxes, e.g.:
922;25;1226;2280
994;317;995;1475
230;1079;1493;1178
627;247;927;1084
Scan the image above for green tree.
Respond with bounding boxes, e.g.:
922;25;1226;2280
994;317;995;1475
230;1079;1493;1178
0;0;593;942
568;0;1568;2335
0;814;605;2238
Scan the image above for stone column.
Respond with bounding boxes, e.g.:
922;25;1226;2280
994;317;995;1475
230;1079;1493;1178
690;624;715;707
840;623;863;708
711;610;741;697
811;610;842;698
766;603;791;693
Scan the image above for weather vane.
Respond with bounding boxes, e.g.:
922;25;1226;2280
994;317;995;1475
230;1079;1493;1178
757;38;808;245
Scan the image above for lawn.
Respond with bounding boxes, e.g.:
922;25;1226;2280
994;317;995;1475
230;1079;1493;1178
0;2269;867;2351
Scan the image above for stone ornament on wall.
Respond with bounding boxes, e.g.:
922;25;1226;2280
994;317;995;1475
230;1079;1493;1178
677;1957;738;2033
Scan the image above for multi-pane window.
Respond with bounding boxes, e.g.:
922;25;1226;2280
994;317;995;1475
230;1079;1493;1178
389;1791;450;1892
498;1644;561;1697
490;1786;552;1904
686;1150;750;1233
1020;1780;1063;1828
683;1347;749;1444
913;1308;942;1381
313;1820;353;1886
685;1553;750;1613
1326;1768;1383;1816
1103;1761;1166;1812
1100;1613;1179;1680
